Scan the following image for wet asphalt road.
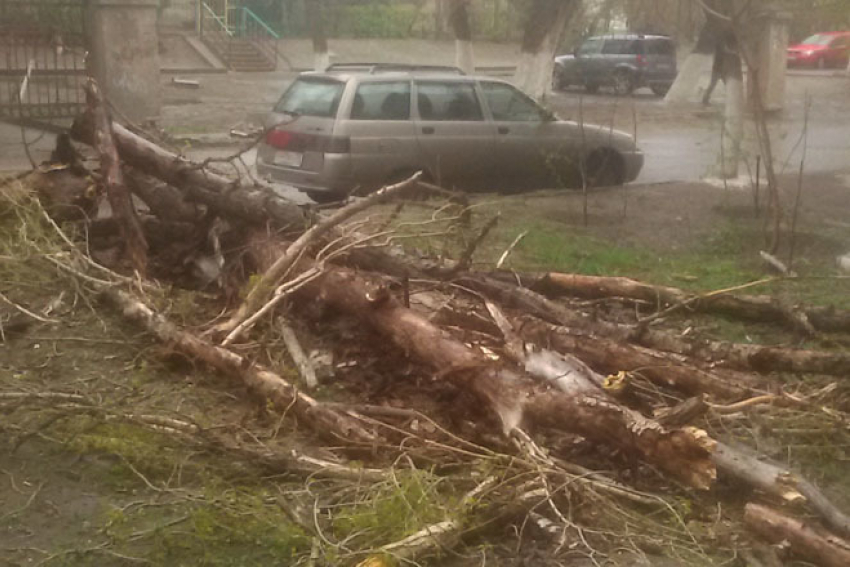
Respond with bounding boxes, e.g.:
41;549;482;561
3;71;848;195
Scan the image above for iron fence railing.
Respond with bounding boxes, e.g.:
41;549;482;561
0;0;87;120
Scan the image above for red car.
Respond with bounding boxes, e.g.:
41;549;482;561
787;31;850;69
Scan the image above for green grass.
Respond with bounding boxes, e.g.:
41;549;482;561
332;468;457;548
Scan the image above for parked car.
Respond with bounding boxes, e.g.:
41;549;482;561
553;34;677;97
256;64;644;202
787;31;850;68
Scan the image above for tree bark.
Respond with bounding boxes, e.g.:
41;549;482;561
464;274;850;378
214;174;420;341
84;79;148;275
516;316;751;399
665;20;718;103
71;115;305;230
101;288;376;445
124;168;202;223
448;0;475;74
718;443;850;539
745;503;850;567
531;271;848;334
297;267;717;490
719;40;744;178
514;0;579;100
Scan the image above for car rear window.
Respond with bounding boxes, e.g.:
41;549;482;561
350;81;411;121
482;82;546;122
416;82;483;121
274;78;344;118
647;39;675;55
801;34;833;45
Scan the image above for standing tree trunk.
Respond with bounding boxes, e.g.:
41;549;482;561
306;0;329;72
514;0;579;100
434;0;446;39
719;33;744;178
665;21;718;103
449;0;475;74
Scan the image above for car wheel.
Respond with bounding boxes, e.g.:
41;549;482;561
650;84;670;97
613;70;635;96
583;149;624;187
584;82;600;94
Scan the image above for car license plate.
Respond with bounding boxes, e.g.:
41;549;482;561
274;151;303;168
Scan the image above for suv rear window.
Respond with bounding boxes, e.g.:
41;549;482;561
351;81;411;121
275;78;344;118
647;39;675;55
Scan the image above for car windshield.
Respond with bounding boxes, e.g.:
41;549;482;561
275;78;345;118
800;34;833;45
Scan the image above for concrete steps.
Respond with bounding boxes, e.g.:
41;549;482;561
200;36;276;72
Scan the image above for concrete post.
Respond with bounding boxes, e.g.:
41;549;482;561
747;9;791;113
87;0;161;122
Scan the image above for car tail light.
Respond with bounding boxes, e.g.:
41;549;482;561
265;128;292;150
265;128;349;154
636;54;646;67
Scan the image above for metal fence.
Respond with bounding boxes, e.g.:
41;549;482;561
0;0;88;121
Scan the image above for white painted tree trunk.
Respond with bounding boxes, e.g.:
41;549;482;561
665;51;714;103
448;0;475;74
514;45;557;100
719;72;744;178
314;50;330;72
514;0;577;101
455;39;475;74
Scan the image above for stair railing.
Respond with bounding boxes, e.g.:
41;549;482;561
200;2;279;71
199;1;234;65
236;6;279;69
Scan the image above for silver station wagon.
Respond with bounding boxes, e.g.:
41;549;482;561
257;64;644;202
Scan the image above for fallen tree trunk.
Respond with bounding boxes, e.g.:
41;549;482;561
298;267;717;490
101;288;376;445
717;443;850;539
84;79;148;275
124;168;203;223
463;274;850;378
745;503;850;567
517;316;751;399
71;114;305;230
503;309;850;536
215;173;421;342
531;272;849;335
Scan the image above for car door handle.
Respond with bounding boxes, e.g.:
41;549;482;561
498;126;510;135
422;127;435;135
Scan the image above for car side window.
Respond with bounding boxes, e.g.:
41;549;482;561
578;38;603;56
482;82;546;122
416;82;484;121
602;39;641;55
350;81;411;121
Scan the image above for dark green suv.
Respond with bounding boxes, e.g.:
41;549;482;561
554;34;677;97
